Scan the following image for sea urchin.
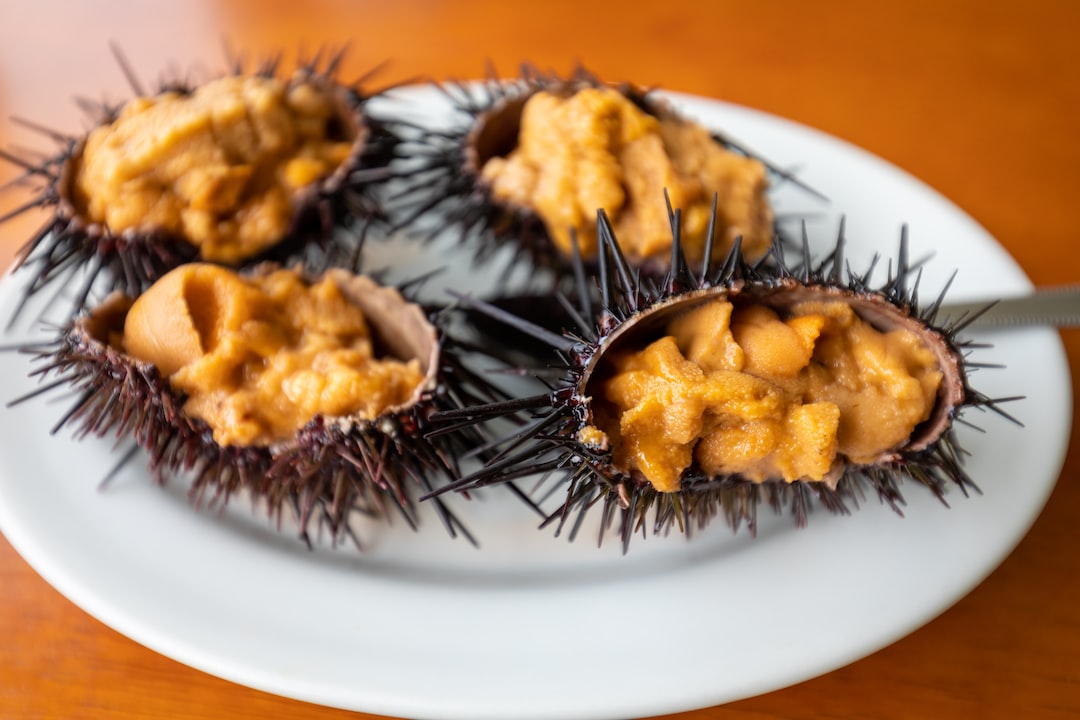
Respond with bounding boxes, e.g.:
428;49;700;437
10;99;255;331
428;208;1019;551
394;64;823;282
12;262;505;548
1;46;401;323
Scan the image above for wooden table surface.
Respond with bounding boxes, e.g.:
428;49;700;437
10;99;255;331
1;1;1078;718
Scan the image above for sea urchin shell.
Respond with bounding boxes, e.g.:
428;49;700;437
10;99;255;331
1;47;400;322
14;263;503;548
429;209;1019;551
394;64;822;281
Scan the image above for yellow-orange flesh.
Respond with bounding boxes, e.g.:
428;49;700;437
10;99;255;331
480;87;773;264
74;75;354;263
122;264;423;447
584;298;943;492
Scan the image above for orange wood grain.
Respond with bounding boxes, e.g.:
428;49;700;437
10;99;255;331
1;1;1078;718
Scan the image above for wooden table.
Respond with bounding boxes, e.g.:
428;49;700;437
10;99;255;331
1;1;1078;718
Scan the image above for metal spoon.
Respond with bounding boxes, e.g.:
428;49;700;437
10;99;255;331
939;285;1080;330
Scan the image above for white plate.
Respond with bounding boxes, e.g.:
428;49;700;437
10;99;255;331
0;87;1070;720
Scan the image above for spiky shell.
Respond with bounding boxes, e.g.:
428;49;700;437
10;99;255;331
0;47;402;322
392;64;823;281
16;265;505;548
430;210;1019;551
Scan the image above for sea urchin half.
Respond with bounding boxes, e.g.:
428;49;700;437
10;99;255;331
1;47;401;323
394;65;822;282
429;209;1020;551
13;262;504;548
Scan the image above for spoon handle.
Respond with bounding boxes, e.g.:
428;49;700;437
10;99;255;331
939;285;1080;329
